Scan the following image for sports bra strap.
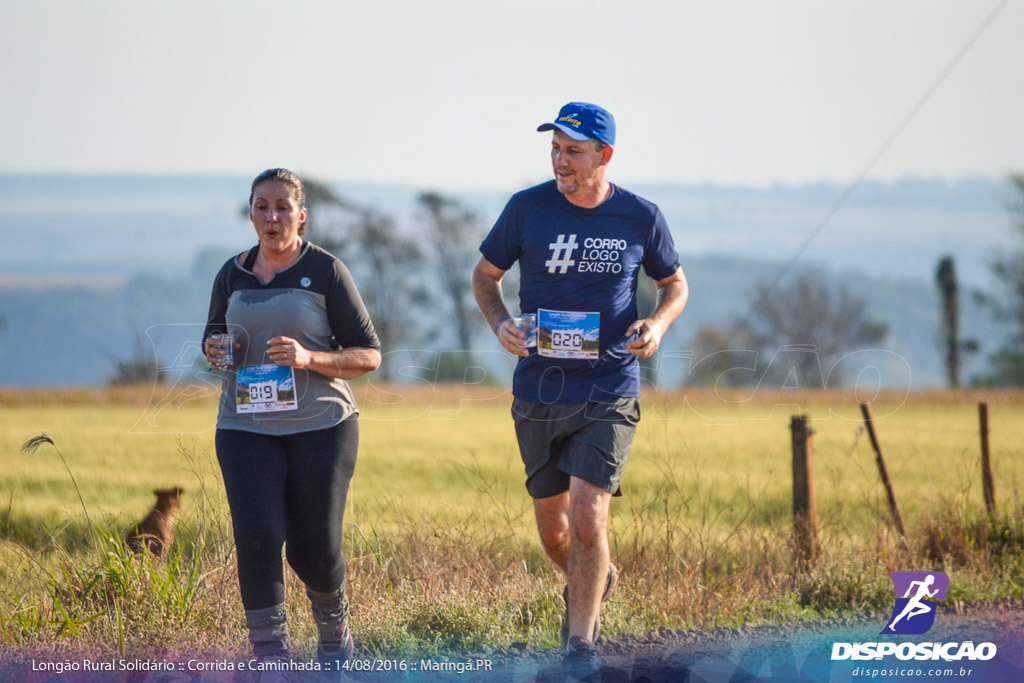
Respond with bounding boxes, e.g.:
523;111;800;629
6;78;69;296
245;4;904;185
242;246;259;271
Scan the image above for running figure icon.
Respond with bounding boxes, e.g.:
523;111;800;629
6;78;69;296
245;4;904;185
887;574;939;631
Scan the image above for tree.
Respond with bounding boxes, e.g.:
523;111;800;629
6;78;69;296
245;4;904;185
688;268;889;388
417;191;483;353
242;177;430;372
686;323;760;388
935;255;978;388
978;175;1024;386
108;332;160;386
347;208;430;380
293;177;358;258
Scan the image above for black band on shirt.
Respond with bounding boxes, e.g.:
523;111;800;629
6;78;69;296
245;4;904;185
243;246;259;271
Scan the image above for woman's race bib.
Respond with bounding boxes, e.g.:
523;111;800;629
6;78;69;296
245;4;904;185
235;364;298;413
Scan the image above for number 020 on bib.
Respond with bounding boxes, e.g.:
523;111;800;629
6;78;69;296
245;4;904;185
537;309;600;360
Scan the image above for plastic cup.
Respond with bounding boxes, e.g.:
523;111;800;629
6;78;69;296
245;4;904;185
512;314;537;348
210;333;236;367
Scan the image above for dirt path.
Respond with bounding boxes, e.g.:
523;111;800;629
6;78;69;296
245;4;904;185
0;602;1020;681
481;600;1024;682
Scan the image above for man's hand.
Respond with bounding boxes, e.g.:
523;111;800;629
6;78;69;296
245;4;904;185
495;318;530;357
625;320;665;358
473;256;531;357
626;268;689;358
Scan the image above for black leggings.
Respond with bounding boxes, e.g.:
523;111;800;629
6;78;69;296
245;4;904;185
215;419;358;610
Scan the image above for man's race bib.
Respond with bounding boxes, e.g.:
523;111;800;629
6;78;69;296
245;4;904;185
537;309;600;360
235;364;298;413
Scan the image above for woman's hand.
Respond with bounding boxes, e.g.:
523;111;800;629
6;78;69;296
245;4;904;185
267;336;380;379
267;336;312;368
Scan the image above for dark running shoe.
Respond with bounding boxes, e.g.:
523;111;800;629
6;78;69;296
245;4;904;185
563;635;600;680
560;563;619;648
315;631;354;680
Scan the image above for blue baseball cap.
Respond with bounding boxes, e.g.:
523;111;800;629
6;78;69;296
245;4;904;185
537;102;616;146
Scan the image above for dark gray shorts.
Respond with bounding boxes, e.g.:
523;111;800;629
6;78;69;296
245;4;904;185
512;396;640;499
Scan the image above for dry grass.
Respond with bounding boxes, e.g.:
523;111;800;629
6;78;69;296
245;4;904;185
1;387;1023;660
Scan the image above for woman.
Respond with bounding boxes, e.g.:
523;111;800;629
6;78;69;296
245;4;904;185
204;168;381;668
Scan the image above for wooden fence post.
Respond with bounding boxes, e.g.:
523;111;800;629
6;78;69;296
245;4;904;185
859;402;909;550
791;415;820;567
979;402;996;515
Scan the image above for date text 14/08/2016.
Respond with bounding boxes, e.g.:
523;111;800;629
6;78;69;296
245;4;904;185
342;658;494;674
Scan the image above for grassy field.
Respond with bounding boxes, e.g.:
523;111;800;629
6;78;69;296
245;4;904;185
1;386;1022;660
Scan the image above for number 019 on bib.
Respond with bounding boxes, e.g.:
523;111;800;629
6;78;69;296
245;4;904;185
235;364;299;413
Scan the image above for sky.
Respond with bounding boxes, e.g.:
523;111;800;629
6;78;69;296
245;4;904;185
1;0;1023;191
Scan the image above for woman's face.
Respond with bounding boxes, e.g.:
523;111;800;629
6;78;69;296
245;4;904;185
249;180;307;253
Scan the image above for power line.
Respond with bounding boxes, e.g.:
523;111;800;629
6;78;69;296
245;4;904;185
732;0;1011;338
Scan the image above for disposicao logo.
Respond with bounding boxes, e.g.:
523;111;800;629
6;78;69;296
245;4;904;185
882;571;948;635
831;570;997;663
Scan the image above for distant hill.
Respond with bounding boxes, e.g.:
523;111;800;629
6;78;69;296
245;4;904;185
0;173;1014;387
0;173;1016;286
0;251;1003;389
636;176;1014;288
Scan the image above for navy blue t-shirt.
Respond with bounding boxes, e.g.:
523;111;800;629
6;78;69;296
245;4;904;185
480;180;680;405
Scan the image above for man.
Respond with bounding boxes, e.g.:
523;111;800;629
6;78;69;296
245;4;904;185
472;102;689;676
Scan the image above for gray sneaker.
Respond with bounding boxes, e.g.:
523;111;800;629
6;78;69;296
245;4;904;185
316;630;354;666
560;563;619;649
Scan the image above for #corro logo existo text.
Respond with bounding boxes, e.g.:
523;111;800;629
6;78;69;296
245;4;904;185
831;571;997;663
545;234;628;275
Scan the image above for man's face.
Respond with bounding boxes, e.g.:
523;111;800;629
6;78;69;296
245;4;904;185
550;129;607;197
